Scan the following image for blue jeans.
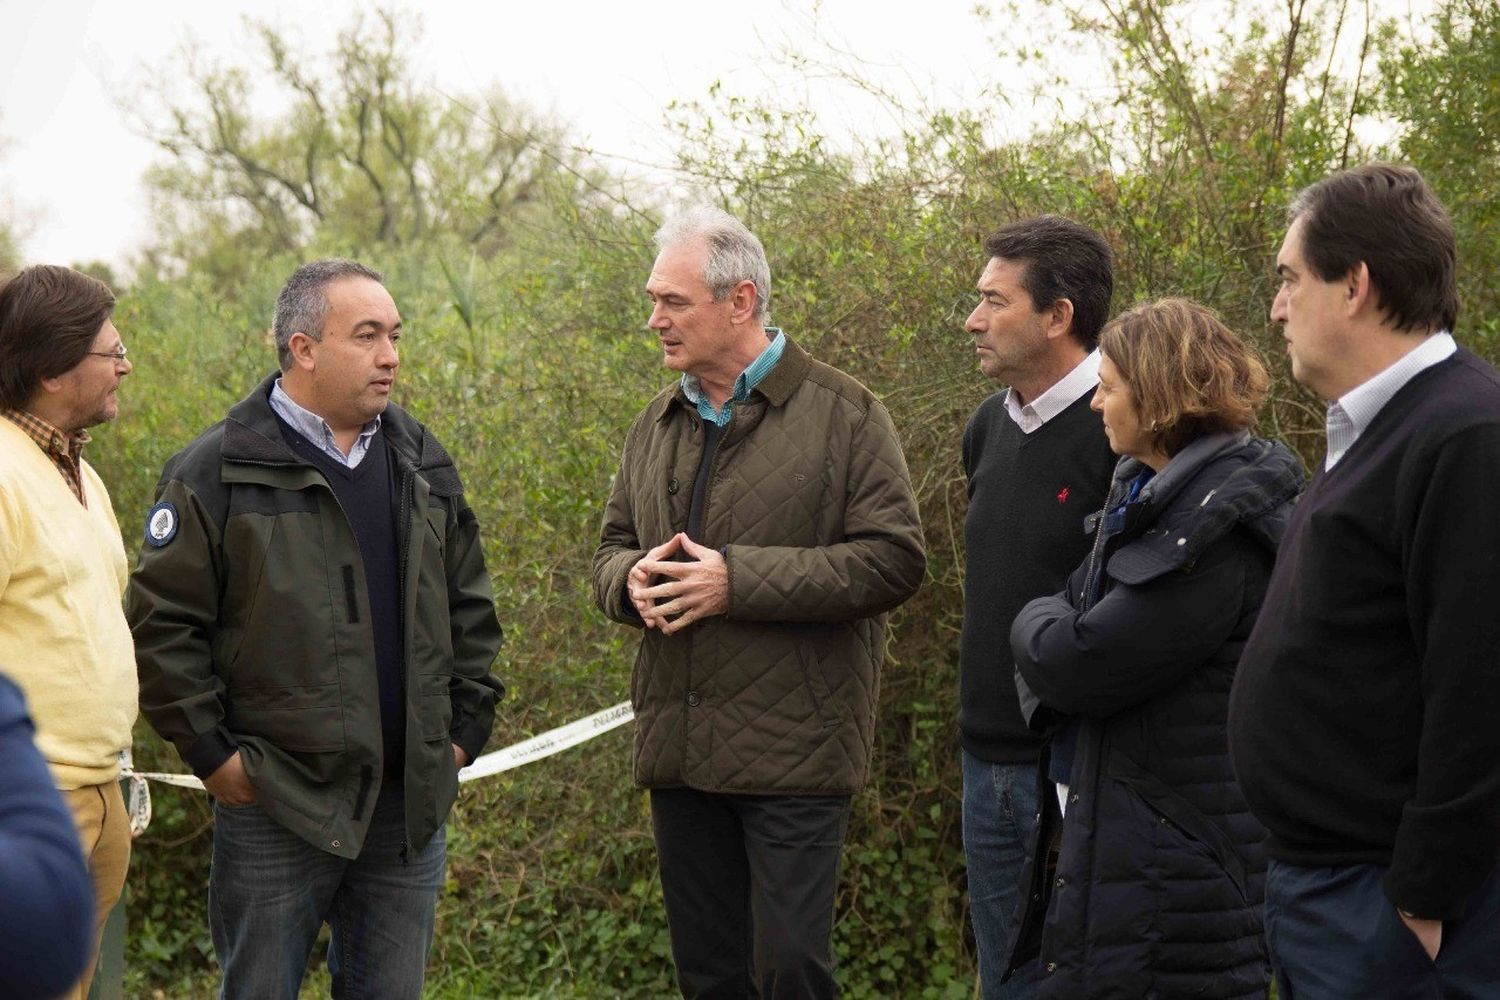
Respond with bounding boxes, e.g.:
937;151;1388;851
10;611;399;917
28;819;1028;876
1266;859;1500;1000
961;750;1039;1000
208;789;444;1000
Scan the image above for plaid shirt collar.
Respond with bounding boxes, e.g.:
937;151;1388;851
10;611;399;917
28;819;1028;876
3;409;91;506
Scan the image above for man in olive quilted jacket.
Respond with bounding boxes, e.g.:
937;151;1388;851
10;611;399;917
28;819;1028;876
593;206;926;999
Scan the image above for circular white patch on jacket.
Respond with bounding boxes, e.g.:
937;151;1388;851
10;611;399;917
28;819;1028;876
145;501;179;547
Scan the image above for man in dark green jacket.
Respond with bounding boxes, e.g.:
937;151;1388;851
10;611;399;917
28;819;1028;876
593;208;925;999
127;259;503;1000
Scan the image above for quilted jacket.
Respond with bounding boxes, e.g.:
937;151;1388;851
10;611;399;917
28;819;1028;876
1004;432;1303;999
592;337;925;794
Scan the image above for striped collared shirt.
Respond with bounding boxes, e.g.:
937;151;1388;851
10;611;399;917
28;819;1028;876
681;328;786;427
2;409;91;506
269;379;382;469
1325;332;1457;470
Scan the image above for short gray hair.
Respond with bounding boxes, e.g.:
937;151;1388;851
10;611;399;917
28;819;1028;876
654;206;771;323
272;258;384;369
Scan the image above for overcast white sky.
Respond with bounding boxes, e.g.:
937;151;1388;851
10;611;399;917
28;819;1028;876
1;0;1434;271
0;0;1027;270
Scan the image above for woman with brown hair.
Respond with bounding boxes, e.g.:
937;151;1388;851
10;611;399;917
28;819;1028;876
1000;298;1304;998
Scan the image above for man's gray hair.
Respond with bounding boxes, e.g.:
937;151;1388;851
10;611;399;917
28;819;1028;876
272;258;384;369
654;206;771;323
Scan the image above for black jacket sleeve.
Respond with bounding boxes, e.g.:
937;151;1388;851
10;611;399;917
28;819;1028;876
1385;424;1500;918
1011;538;1248;719
126;475;239;779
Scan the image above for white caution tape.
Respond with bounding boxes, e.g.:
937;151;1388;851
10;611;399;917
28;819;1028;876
127;767;208;790
457;700;634;780
118;701;635;834
120;750;152;837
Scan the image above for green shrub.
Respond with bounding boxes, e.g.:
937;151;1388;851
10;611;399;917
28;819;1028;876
96;2;1500;994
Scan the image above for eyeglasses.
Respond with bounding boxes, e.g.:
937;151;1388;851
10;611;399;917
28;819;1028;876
88;346;129;362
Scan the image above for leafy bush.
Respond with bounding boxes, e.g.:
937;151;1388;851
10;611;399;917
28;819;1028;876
95;1;1500;994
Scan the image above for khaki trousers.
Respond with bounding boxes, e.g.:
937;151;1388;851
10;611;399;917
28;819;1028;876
59;780;131;1000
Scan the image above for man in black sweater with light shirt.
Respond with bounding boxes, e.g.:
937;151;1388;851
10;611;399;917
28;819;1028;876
957;216;1116;999
1230;164;1500;998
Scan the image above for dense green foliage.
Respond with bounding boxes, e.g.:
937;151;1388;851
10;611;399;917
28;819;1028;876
1382;0;1500;353
68;1;1500;995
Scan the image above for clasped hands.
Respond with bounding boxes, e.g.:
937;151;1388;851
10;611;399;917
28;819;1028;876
627;532;729;635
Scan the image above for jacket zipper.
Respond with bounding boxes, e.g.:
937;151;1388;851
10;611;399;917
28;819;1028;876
396;459;412;735
1057;467;1129;982
395;460;415;858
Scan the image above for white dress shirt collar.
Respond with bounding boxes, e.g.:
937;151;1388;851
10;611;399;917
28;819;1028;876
1325;332;1456;470
1003;350;1101;434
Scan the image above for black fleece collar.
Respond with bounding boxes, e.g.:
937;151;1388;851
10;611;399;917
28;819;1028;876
221;372;464;497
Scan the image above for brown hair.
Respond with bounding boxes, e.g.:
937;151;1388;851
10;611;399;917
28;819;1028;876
1099;298;1268;458
1288;163;1457;333
0;265;116;411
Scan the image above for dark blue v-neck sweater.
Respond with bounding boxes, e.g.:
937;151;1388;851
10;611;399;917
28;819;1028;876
959;389;1115;763
1231;349;1500;920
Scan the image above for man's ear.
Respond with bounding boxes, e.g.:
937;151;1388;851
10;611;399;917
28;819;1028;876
1043;298;1076;342
36;374;64;396
728;279;759;326
1344;262;1374;318
287;331;318;372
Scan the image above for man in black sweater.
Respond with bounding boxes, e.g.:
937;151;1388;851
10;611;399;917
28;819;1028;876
958;217;1116;999
1230;164;1500;998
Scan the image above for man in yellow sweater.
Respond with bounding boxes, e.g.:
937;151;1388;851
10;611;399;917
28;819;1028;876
0;264;137;1000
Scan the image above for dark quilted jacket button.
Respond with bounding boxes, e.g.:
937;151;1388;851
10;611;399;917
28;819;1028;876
686;691;701;707
667;477;679;494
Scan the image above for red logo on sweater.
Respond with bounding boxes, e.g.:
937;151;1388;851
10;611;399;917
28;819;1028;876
1057;486;1070;504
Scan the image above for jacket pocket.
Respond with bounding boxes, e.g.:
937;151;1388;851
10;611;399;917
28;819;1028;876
229;683;346;753
416;729;460;847
799;648;843;730
1110;754;1249;902
418;673;454;742
409;521;456;673
214;514;276;673
424;505;448;555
